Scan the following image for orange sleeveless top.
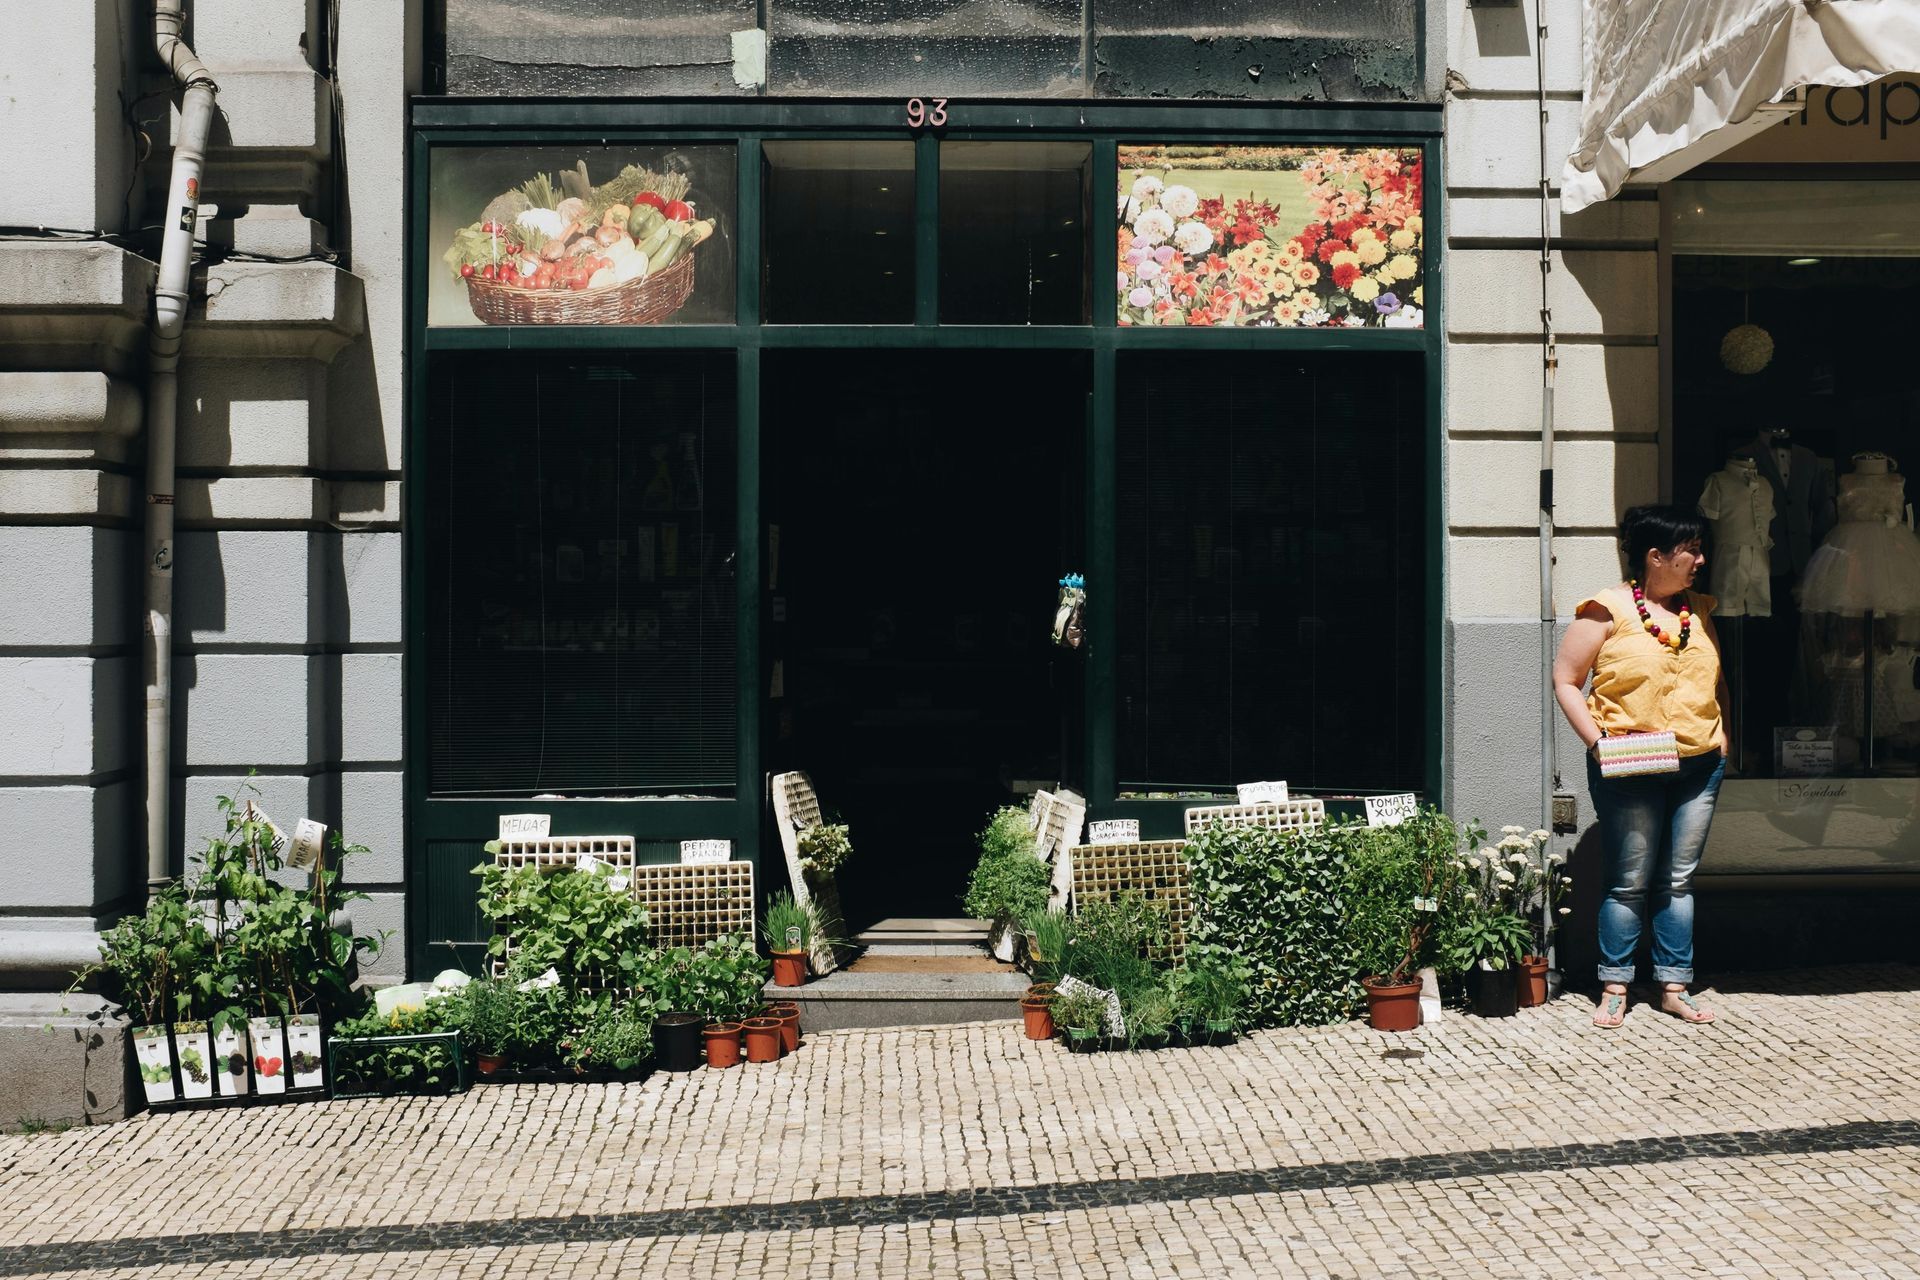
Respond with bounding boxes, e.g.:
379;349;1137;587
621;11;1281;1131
1575;584;1724;758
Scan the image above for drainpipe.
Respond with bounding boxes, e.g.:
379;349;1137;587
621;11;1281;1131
145;0;218;899
1535;10;1559;980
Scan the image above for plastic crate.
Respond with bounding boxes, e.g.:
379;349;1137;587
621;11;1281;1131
1181;799;1327;836
1068;839;1192;962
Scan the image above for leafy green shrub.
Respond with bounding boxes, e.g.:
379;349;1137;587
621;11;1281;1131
452;978;518;1058
473;862;652;989
1342;809;1472;985
1061;894;1166;998
644;935;768;1023
562;1001;654;1072
961;850;1050;923
1051;989;1105;1035
1173;947;1251;1028
330;1004;461;1094
797;823;853;877
1184;822;1358;1028
978;806;1037;861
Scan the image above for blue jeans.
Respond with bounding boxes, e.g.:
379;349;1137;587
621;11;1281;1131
1586;750;1726;986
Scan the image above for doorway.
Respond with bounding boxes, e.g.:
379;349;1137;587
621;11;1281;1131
763;350;1087;925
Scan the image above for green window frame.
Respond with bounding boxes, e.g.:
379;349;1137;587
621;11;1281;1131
405;99;1444;975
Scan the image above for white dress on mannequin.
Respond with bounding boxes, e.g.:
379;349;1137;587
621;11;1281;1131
1698;456;1774;616
1798;454;1920;616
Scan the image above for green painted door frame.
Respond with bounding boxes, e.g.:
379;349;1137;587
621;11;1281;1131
404;98;1445;977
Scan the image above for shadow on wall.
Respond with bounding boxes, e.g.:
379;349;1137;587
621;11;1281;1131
1465;0;1532;59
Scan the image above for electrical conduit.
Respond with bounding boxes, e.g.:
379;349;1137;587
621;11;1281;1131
145;0;218;899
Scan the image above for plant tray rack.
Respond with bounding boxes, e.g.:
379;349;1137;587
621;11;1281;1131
1182;799;1327;836
1068;839;1191;962
770;771;846;975
632;860;755;951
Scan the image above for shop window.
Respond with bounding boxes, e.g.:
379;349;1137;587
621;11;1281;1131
1115;144;1425;329
1116;352;1426;792
427;144;737;327
425;351;738;796
1675;249;1920;794
939;141;1090;324
763;140;914;323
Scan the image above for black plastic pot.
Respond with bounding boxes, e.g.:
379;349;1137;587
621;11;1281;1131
652;1011;704;1072
1468;967;1518;1018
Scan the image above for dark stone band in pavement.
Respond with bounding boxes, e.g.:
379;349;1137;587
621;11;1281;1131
7;1118;1918;1276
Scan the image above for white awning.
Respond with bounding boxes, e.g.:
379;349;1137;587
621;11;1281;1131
1561;0;1920;214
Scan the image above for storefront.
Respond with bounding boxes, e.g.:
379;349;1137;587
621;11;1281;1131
1663;83;1920;880
405;101;1443;971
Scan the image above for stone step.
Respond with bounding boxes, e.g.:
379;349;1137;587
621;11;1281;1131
766;968;1029;1032
853;917;991;956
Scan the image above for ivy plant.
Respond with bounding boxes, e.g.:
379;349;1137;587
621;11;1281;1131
473;862;652;991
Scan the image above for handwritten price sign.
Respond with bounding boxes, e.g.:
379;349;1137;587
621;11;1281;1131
1365;793;1418;828
680;839;733;865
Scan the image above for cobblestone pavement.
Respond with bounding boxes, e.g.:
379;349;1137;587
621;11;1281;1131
3;967;1918;1279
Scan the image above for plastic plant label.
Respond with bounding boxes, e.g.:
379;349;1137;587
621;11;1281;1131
1365;793;1419;827
133;1028;176;1104
499;813;552;840
1087;819;1140;845
1236;781;1290;805
1055;974;1125;1038
286;1015;324;1090
1413;896;1439;913
248;1018;287;1096
212;1022;250;1097
680;839;732;865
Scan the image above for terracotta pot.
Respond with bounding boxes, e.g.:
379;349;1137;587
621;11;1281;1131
770;950;809;988
1021;998;1054;1041
1025;982;1056;1001
475;1053;507;1078
1363;975;1422;1032
1516;955;1549;1008
742;1017;783;1063
767;1002;801;1053
703;1022;742;1069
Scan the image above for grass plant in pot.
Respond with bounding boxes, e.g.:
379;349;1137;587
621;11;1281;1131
1174;949;1250;1046
962;808;1050;963
1345;810;1472;1033
763;891;812;988
459;978;518;1077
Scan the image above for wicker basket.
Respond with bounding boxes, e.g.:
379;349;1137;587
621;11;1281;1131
464;252;696;325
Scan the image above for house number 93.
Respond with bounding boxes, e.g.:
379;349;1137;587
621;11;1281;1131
905;97;949;129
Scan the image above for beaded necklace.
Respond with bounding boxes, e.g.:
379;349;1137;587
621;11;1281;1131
1628;579;1689;651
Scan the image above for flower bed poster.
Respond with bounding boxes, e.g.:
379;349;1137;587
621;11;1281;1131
1116;146;1425;329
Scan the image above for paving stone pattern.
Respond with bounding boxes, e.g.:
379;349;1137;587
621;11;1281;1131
2;967;1919;1278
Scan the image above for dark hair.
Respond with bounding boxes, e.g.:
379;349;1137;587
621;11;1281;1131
1620;504;1707;577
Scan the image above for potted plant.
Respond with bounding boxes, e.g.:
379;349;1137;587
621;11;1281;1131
763;891;812;988
172;1019;215;1100
742;1014;783;1063
1176;949;1249;1046
1020;990;1054;1041
1490;827;1572;1008
702;1020;743;1068
662;934;768;1069
795;821;853;881
459;977;518;1077
1440;835;1538;1019
1052;989;1105;1052
561;998;653;1078
1122;984;1175;1050
328;1003;465;1096
1022;907;1071;989
963;808;1050;962
651;1011;704;1072
69;883;196;1109
1344;811;1470;1032
211;1008;251;1099
766;1000;802;1053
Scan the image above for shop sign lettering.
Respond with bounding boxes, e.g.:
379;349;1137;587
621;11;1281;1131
1783;80;1920;141
1365;793;1419;828
499;813;552;840
681;839;732;865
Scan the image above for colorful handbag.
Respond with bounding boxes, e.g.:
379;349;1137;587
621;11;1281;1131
1593;730;1681;778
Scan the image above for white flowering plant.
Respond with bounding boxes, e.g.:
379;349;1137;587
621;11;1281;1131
1439;827;1569;973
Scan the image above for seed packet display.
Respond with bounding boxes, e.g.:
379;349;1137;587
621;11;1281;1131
248;1017;288;1096
133;1027;177;1105
212;1021;251;1098
172;1023;215;1100
286;1014;325;1091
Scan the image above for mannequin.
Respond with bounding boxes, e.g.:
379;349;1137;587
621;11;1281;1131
1733;429;1836;579
1697;455;1775;616
1798;453;1920;617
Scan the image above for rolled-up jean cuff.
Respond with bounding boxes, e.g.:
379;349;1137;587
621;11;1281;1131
1652;965;1694;985
1596;965;1636;984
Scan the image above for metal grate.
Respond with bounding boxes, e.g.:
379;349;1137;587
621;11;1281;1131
1182;799;1327;836
632;860;755;951
1068;839;1191;962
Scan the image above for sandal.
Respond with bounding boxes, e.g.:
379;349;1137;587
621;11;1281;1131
1660;985;1716;1025
1592;986;1628;1028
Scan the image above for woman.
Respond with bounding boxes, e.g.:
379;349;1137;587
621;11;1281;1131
1553;505;1729;1028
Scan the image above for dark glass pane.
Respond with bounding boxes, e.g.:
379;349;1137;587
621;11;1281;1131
763;141;914;323
1116;352;1425;791
426;351;737;796
940;142;1090;325
766;1;1084;98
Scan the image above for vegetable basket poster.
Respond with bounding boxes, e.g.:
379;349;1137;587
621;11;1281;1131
429;145;736;326
1117;146;1424;329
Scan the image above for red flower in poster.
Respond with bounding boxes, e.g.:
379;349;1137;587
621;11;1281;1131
1331;218;1359;242
1204;253;1230;276
1187;308;1214;326
1316;238;1348;263
1331;261;1361;290
1197;196;1225;222
1235;273;1265;305
1166;269;1198;299
1296;221;1326;248
1230;218;1263;246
